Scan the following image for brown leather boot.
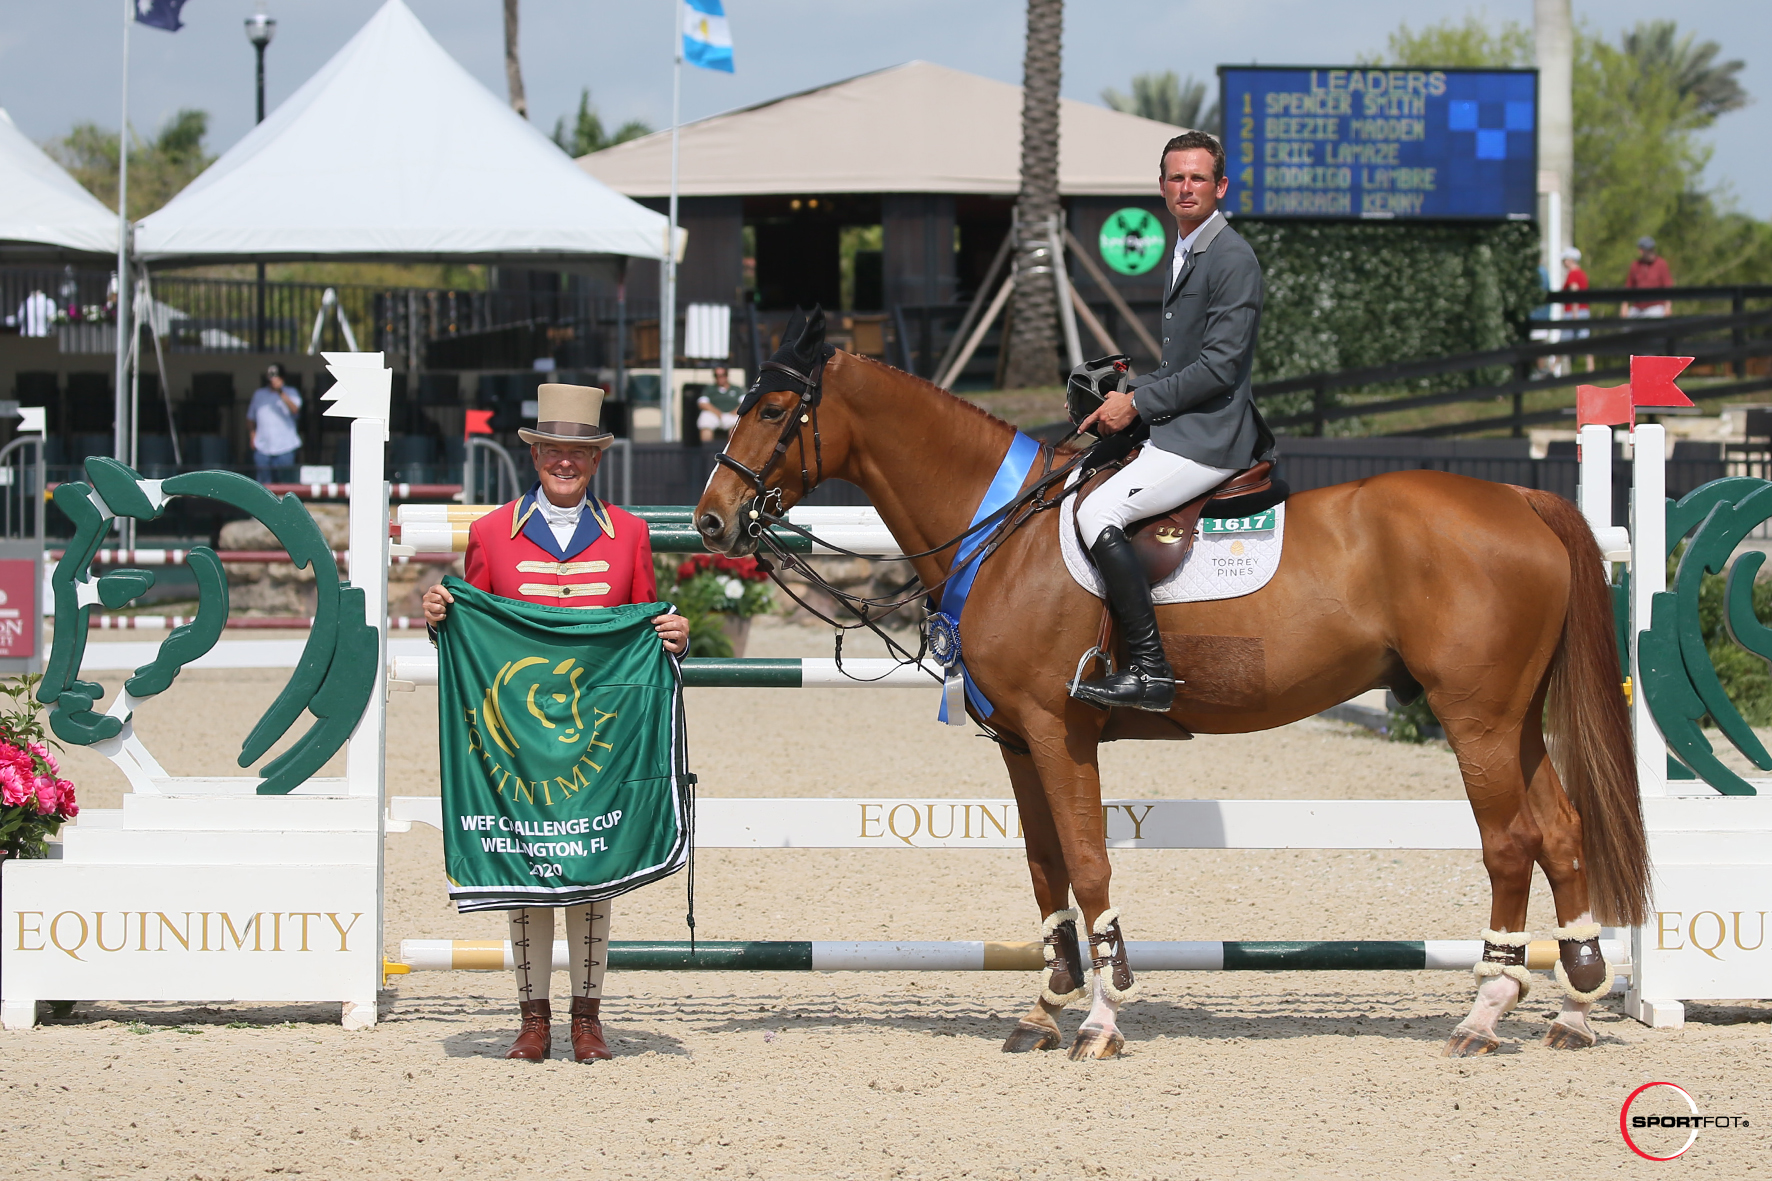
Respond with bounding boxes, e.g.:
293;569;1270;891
505;999;551;1061
570;996;612;1062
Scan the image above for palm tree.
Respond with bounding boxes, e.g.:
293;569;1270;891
1622;20;1747;127
1102;71;1221;135
504;0;528;119
1001;0;1064;390
553;90;654;157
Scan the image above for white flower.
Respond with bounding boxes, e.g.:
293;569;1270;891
720;577;745;600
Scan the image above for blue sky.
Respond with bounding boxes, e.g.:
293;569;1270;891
4;0;1766;218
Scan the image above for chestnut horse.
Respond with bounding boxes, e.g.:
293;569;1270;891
695;314;1646;1059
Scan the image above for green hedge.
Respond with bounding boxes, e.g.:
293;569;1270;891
1236;220;1542;421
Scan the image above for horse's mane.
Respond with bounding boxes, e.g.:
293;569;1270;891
838;351;1019;435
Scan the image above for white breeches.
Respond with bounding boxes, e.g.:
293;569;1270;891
509;904;610;1001
1075;445;1238;547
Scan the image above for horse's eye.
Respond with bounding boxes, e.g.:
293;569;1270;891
759;404;786;422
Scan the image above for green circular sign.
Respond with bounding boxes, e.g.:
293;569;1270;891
1099;207;1166;276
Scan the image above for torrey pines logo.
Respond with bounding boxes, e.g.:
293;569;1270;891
466;657;619;807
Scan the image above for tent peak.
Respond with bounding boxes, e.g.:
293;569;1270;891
133;0;671;265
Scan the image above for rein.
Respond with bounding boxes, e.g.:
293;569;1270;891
713;357;1090;690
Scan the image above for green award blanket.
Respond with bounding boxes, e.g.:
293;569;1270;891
436;577;691;912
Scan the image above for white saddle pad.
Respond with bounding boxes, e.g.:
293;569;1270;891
1059;480;1286;604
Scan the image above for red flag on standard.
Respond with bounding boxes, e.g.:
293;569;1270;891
1576;384;1631;427
464;409;495;438
1630;355;1695;408
1576;355;1695;427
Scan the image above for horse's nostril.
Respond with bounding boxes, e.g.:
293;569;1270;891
696;512;724;537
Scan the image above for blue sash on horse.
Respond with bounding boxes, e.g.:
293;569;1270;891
934;431;1041;723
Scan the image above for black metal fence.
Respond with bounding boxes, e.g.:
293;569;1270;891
0;266;667;370
1272;436;1725;528
1254;285;1772;438
0;265;116;335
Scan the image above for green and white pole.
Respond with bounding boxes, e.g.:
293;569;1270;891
398;938;1630;976
388;655;943;689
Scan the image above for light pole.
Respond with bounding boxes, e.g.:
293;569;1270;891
245;6;275;122
245;5;275;353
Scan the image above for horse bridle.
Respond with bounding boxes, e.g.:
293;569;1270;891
714;352;831;536
705;348;1092;724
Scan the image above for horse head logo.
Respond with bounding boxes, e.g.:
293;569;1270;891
35;457;378;795
481;655;615;782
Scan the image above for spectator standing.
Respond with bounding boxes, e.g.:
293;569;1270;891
696;364;743;442
1560;246;1592;370
248;364;303;484
14;291;56;337
1561;247;1590;315
1624;236;1674;318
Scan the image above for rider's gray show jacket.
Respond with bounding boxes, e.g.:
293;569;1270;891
1129;213;1274;470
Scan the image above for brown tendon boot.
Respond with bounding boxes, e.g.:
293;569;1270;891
570;997;613;1062
505;999;552;1061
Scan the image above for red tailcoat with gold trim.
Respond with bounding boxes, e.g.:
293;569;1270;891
463;486;657;607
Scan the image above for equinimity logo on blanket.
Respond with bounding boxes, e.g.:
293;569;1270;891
1618;1082;1751;1161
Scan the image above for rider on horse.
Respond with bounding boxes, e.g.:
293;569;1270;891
1072;130;1274;714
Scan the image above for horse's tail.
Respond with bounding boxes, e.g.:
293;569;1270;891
1520;487;1649;927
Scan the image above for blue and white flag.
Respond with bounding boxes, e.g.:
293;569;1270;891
134;0;188;32
682;0;734;73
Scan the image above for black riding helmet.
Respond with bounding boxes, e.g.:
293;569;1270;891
1066;354;1134;432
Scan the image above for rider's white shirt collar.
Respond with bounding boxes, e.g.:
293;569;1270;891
1171;210;1221;288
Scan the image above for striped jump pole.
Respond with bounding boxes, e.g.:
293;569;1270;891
60;548;455;567
392;505;902;557
387;655;943;688
397;938;1631;975
93;615;431;630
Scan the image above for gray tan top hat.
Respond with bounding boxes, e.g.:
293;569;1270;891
519;383;615;448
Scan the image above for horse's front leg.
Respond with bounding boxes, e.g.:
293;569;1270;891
998;744;1086;1053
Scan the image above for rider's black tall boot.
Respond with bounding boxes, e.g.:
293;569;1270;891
1071;526;1176;712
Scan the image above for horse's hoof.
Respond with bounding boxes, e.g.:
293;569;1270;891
1542;1021;1597;1050
1065;1026;1124;1061
1001;1020;1061;1053
1442;1026;1501;1057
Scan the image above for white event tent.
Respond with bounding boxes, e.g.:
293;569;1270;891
0;108;116;260
134;0;674;265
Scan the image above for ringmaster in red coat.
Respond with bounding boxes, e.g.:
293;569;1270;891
422;383;688;1063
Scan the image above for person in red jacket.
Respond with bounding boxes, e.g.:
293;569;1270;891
1625;235;1674;317
422;383;688;1063
1560;246;1592;370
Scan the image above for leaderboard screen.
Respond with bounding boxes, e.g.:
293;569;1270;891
1218;67;1538;220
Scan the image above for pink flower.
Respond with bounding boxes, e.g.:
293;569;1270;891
0;763;26;808
33;776;58;815
27;742;58;774
55;780;77;819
